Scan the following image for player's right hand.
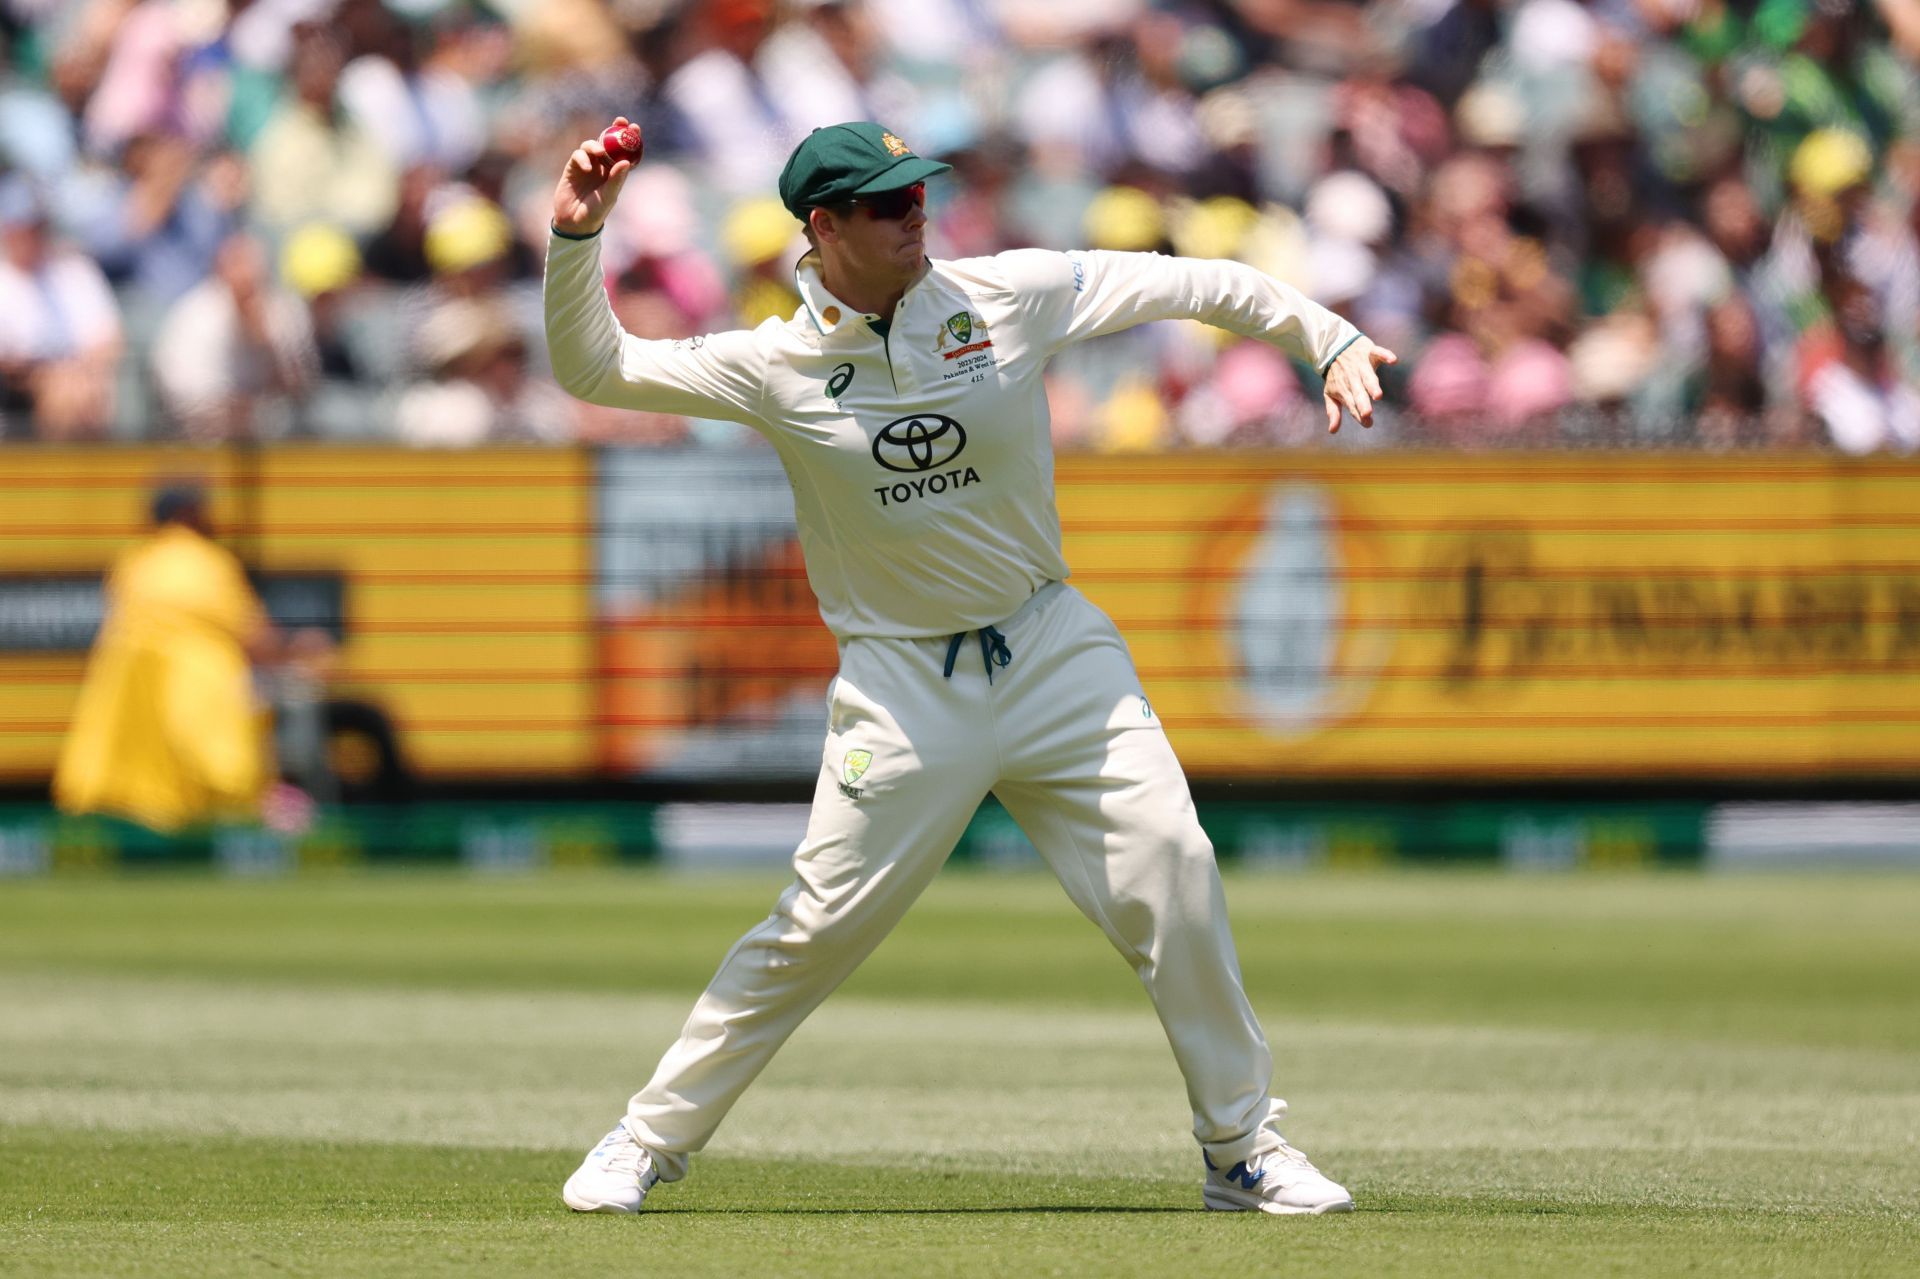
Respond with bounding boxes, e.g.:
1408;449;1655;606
552;118;639;238
1323;336;1398;434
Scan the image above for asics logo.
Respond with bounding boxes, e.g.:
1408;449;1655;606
872;414;967;473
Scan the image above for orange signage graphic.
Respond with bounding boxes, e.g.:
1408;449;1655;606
1057;454;1920;779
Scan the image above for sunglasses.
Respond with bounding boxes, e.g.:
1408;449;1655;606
846;183;925;221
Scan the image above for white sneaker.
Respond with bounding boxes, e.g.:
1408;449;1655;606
562;1121;660;1213
1202;1139;1355;1215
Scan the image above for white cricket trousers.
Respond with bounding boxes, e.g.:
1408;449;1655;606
626;582;1286;1179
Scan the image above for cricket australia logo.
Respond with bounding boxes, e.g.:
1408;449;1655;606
934;310;992;355
839;748;872;799
870;414;982;508
935;309;997;383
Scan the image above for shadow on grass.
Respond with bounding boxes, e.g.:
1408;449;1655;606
637;1205;1209;1216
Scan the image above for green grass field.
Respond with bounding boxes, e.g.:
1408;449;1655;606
2;868;1917;1276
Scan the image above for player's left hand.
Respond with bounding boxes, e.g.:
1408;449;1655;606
1323;337;1398;433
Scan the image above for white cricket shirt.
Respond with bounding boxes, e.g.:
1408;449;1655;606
545;232;1363;640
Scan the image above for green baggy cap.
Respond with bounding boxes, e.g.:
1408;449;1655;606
778;123;952;219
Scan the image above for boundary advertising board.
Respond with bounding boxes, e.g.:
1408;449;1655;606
4;449;1915;785
603;451;1920;782
0;447;594;781
1058;454;1920;779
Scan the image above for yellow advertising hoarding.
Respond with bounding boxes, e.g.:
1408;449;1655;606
5;449;1915;785
1058;454;1920;779
0;447;594;780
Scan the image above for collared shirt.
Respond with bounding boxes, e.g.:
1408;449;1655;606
545;233;1363;640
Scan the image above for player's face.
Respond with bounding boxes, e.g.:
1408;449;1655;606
825;184;927;274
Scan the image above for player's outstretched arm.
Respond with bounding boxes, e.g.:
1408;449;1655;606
544;119;769;425
1004;249;1387;424
1322;337;1398;433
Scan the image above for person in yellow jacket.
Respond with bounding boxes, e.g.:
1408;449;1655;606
53;483;272;834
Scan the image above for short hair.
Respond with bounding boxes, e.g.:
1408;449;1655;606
802;204;859;251
150;482;209;528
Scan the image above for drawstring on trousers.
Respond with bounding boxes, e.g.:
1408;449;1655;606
942;625;1012;683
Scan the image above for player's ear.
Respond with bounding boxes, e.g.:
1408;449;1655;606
808;206;839;246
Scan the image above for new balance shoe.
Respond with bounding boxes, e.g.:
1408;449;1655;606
562;1121;659;1213
1202;1140;1354;1215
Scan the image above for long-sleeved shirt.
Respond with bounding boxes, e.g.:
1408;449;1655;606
545;232;1363;640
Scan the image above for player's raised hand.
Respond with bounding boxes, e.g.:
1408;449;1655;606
552;118;642;237
1323;337;1398;433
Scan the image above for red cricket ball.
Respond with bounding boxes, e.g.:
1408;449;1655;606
600;121;643;162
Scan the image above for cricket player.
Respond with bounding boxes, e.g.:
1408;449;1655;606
54;484;270;834
546;119;1395;1216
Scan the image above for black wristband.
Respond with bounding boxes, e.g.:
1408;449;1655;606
1318;332;1362;375
550;222;602;242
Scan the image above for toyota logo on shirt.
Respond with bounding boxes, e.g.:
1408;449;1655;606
872;414;968;473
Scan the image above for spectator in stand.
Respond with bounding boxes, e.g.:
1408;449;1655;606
1695;297;1772;449
1177;340;1307;448
395;295;572;447
81;136;248;309
279;222;382;440
80;0;232;156
657;0;807;197
248;24;397;237
363;163;440;284
423;194;514;299
336;0;492;177
1700;174;1800;410
1405;0;1505;108
1800;272;1920;454
149;229;317;440
0;177;122;439
720;196;803;328
758;0;918;140
0;0;1911;450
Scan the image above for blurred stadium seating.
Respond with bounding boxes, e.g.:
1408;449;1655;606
0;0;1910;451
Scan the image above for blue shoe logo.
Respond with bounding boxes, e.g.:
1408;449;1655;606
1203;1153;1266;1190
1226;1162;1265;1190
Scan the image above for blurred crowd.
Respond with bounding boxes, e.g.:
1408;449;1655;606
0;0;1915;452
